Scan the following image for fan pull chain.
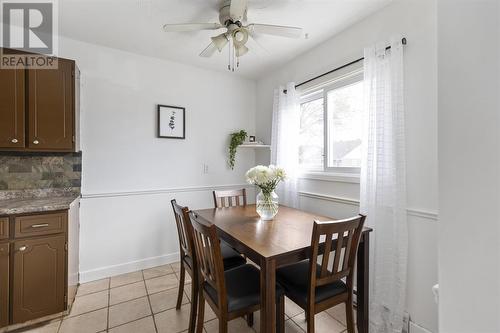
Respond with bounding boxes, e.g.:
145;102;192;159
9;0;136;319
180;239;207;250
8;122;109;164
228;38;231;71
226;38;240;72
231;39;235;72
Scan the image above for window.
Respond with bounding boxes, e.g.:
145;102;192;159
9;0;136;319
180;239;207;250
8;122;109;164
298;71;364;173
299;91;324;170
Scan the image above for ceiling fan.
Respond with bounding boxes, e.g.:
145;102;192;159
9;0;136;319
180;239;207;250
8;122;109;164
162;0;303;71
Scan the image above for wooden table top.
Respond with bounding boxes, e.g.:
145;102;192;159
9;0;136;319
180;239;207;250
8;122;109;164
194;204;371;260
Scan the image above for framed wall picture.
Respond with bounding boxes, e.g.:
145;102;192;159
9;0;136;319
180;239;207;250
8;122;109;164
158;105;185;139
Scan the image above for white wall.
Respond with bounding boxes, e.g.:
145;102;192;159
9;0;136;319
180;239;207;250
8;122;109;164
58;38;257;282
438;1;500;332
255;0;438;332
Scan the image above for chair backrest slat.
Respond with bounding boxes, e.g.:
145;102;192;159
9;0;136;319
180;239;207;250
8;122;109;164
342;230;355;271
213;189;247;208
332;229;345;275
171;200;194;260
308;215;366;301
189;211;228;310
320;233;333;278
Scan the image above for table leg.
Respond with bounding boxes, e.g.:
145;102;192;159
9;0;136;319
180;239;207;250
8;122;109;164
260;257;276;333
356;232;370;333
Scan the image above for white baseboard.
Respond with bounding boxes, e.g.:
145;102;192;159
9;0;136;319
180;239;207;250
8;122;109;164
410;321;434;333
79;252;180;283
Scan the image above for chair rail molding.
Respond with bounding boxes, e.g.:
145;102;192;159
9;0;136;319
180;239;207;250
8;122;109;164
81;183;253;199
298;191;438;221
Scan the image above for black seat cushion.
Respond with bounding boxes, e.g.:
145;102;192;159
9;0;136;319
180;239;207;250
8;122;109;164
276;260;347;305
220;241;247;270
204;264;284;313
184;241;245;271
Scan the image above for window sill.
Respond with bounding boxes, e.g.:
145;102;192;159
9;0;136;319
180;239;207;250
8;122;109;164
298;171;360;184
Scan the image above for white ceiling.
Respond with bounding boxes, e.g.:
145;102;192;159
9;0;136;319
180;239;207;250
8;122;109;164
59;0;392;79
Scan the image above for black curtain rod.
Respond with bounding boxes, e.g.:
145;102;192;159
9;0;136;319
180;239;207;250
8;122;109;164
284;37;407;93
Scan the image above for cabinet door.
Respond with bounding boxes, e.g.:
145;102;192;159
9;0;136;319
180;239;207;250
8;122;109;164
27;58;74;151
0;68;25;149
12;235;65;324
0;243;8;328
0;217;8;240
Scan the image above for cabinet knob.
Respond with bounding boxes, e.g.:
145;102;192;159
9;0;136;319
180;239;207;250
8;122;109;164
33;140;39;145
11;138;18;143
19;246;27;252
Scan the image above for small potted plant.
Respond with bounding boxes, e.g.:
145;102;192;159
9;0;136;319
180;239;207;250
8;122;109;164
228;130;248;170
245;165;287;220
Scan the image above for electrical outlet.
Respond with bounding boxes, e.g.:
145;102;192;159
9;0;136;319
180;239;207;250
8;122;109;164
202;163;209;174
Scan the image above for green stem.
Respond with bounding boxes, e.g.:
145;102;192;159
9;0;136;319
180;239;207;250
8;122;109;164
258;191;278;216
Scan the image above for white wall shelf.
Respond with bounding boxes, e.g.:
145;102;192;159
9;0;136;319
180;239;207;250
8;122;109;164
238;144;271;149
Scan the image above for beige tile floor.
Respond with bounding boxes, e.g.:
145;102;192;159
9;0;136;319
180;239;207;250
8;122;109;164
19;262;352;333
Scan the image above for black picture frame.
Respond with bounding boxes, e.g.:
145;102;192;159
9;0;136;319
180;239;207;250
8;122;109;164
249;136;256;142
157;104;185;139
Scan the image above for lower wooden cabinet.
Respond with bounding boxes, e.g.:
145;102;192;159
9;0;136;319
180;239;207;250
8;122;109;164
0;204;79;330
12;235;66;324
0;242;9;328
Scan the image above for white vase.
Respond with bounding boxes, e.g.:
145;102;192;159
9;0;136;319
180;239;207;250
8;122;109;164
256;190;279;221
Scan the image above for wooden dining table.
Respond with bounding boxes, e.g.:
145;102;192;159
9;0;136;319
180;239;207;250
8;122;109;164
194;204;372;333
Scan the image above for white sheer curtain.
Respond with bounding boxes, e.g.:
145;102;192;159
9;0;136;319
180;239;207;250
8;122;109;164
271;82;299;208
360;38;408;333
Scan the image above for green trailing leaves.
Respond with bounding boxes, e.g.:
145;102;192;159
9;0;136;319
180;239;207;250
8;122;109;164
228;130;248;170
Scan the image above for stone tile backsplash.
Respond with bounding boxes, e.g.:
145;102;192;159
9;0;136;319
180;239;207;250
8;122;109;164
0;152;82;193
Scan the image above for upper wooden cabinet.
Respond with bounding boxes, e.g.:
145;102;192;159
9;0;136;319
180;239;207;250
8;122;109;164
0;52;80;152
27;59;75;150
0;69;25;148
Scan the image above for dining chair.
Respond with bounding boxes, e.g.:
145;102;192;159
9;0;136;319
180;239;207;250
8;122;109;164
189;211;286;333
170;200;247;333
276;215;366;333
212;188;256;325
212;189;247;208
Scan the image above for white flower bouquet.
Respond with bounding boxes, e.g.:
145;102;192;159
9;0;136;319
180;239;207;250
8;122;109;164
245;165;286;220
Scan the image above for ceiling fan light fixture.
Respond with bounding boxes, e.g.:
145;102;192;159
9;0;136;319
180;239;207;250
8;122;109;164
232;28;248;47
235;44;249;57
211;34;229;51
234;31;245;42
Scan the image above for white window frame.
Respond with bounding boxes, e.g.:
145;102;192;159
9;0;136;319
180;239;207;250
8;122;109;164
298;67;364;177
298;90;325;172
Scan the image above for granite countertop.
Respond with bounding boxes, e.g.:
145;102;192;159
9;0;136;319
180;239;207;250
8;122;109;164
0;195;80;215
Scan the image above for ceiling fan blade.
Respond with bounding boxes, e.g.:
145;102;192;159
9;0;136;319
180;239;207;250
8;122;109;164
247;24;302;39
247;32;269;56
163;23;223;32
230;0;247;21
199;42;218;58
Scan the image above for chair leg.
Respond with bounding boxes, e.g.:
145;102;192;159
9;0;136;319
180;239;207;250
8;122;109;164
176;263;186;309
188;282;198;333
196;291;205;333
345;298;355;333
276;295;285;333
219;317;228;333
246;313;254;327
306;309;315;333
